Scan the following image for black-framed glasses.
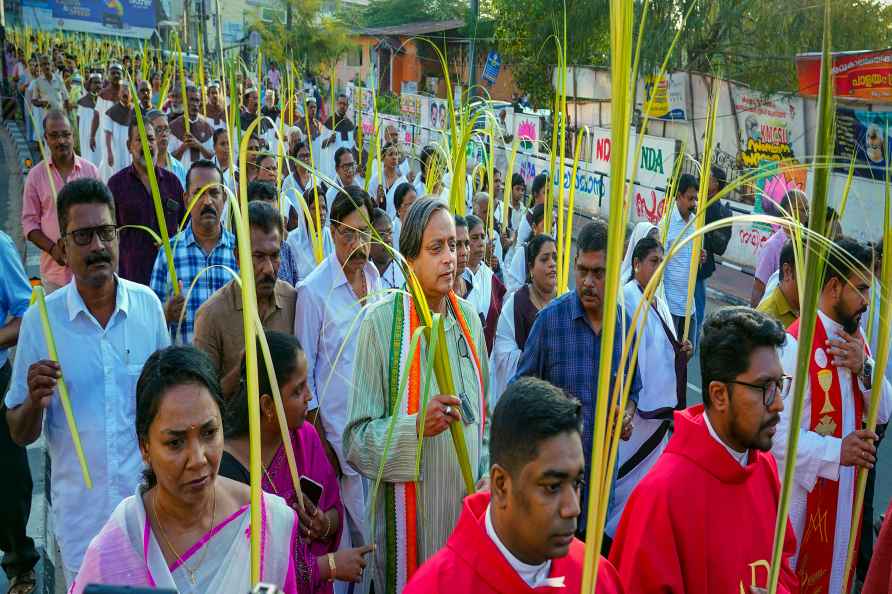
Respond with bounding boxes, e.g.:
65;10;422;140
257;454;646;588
724;375;792;408
335;224;371;243
64;224;117;246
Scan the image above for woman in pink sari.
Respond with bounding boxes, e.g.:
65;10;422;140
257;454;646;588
220;330;373;592
70;346;300;594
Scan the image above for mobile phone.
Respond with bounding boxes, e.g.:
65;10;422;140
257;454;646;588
300;475;324;507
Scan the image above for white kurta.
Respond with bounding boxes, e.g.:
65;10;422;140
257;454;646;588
774;310;892;594
76;105;100;168
167;128;213;171
295;254;382;550
100;119;131;182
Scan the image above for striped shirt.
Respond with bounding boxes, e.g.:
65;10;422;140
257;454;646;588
149;223;237;344
663;204;696;317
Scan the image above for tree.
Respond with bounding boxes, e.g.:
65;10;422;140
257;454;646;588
360;0;468;28
249;0;351;73
489;0;610;107
640;0;892;93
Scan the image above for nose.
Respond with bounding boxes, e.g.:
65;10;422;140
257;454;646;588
560;484;582;520
185;436;207;471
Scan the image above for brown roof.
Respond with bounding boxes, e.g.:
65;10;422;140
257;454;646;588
355;19;465;38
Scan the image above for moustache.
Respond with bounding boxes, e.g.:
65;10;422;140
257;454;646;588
257;275;276;286
201;206;217;217
761;414;780;431
85;251;112;266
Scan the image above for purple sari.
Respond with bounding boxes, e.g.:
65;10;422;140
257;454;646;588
263;423;344;594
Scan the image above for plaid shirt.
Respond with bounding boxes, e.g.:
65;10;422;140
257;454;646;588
149;223;238;344
513;290;641;530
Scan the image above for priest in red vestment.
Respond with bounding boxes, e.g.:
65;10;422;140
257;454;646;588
610;307;800;594
404;377;623;594
773;237;892;594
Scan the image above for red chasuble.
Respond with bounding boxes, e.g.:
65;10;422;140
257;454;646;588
404;491;623;594
609;405;800;594
787;317;864;593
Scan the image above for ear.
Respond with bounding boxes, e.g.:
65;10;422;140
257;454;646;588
58;236;68;261
259;393;276;420
490;464;512;509
707;380;731;413
138;437;149;462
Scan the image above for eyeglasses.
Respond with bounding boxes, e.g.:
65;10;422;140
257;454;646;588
47;131;72;141
335;224;371;243
64;224;117;246
339;163;357;172
724;375;792;408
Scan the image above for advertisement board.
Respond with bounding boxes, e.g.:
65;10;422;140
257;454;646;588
49;0;156;38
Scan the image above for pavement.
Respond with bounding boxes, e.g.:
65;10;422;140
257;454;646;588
0;122;888;592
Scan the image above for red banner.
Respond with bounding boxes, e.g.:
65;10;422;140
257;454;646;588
796;49;892;102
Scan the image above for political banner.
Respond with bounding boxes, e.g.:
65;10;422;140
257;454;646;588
482;50;502;86
731;89;806;168
835;108;892;180
49;0;155;38
797;50;892;102
635;72;688;120
513;113;541;152
400;94;423;125
588;126;677;189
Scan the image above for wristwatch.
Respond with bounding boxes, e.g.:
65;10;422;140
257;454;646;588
860;359;873;391
327;553;336;582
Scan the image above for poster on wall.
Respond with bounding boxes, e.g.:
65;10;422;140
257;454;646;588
635;72;688;120
835;108;892;180
48;0;155;38
731;89;806;168
513;113;541;152
400;94;422;125
426;98;448;130
797;50;892;102
588;126;676;190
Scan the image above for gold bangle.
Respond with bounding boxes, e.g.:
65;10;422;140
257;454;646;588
327;552;336;582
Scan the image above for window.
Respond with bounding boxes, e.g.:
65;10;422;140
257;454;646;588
346;47;363;67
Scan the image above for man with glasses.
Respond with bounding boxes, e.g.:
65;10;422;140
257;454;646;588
108;120;184;286
610;307;799;594
514;219;640;547
326;146;361;220
295;186;381;565
149;110;187;188
773;237;892;594
6;178;169;585
22;110;100;293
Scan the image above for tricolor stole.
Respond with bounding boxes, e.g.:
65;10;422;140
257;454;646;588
384;292;484;593
788;316;865;594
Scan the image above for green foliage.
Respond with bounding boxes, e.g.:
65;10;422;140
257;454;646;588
249;0;351;70
489;0;609;107
640;0;892;93
360;0;468;28
376;93;401;115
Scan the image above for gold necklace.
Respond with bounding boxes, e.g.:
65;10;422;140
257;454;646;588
152;485;217;586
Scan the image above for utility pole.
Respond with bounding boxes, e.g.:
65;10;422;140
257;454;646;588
466;0;478;98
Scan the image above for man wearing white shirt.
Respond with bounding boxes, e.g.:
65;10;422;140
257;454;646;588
326;146;359;219
27;55;69;141
295;186;381;557
773;237;892;594
391;181;417;251
5;178;170;584
663;173;699;337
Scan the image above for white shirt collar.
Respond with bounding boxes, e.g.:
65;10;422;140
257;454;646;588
704;410;748;467
485;504;554;588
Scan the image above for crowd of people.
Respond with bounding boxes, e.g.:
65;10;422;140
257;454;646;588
1;41;892;594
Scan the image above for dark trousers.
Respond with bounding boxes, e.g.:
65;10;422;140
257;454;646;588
0;360;40;579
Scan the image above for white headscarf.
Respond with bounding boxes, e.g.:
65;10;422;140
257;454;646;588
621;222;659;284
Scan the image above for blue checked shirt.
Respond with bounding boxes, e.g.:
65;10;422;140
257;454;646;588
149;223;238;344
513;290;641;531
